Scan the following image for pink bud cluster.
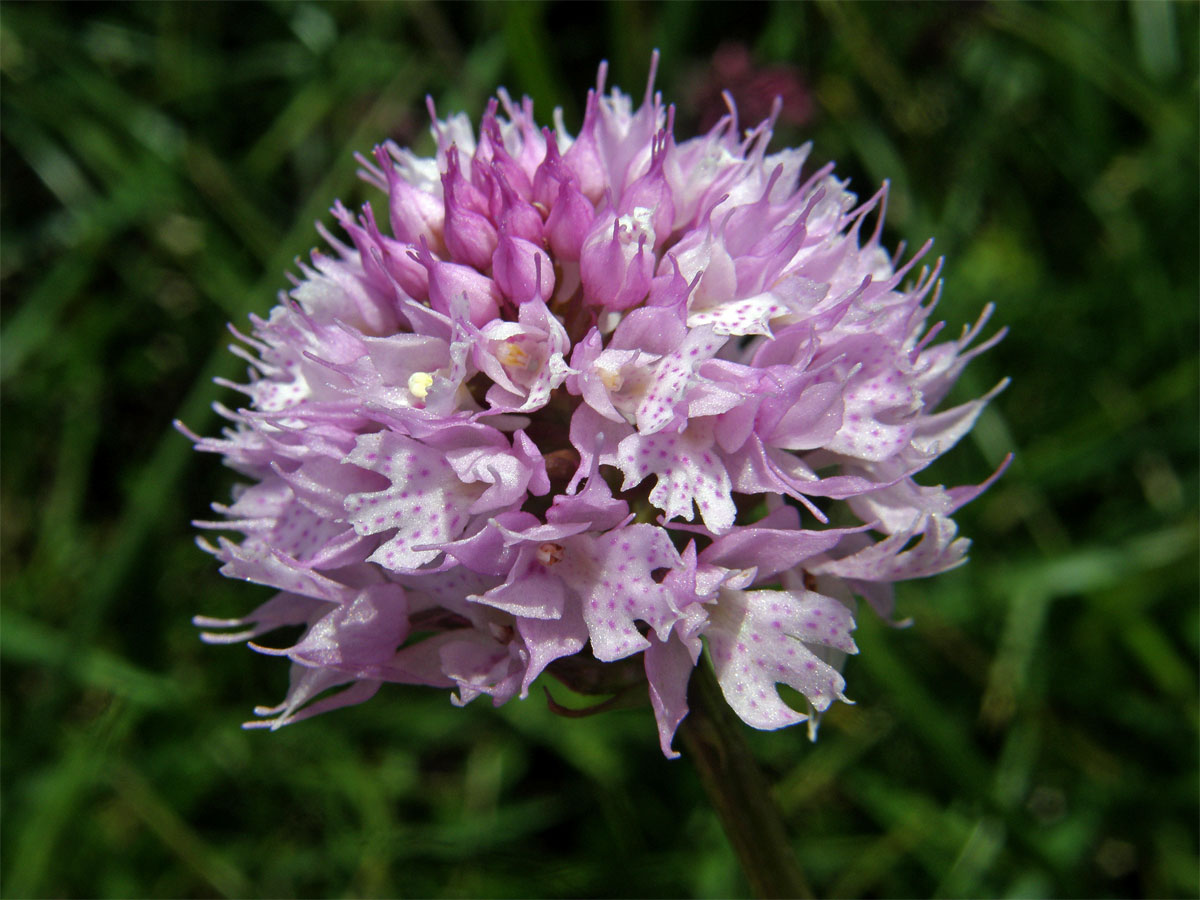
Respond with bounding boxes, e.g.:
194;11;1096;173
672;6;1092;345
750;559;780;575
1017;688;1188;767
186;57;1007;757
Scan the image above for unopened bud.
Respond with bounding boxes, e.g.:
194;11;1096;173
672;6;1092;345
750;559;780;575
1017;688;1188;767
580;214;654;311
492;231;554;302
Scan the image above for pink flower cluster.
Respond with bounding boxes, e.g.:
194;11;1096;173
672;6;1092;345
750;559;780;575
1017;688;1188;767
186;59;1007;757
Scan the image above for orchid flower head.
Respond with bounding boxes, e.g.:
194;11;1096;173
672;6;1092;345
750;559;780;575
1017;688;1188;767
186;54;1008;758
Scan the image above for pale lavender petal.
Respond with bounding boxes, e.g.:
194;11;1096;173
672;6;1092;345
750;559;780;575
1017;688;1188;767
814;513;970;582
244;667;383;730
616;422;736;532
516;602;589;696
344;432;484;571
708;588;857;730
558;524;682;662
282;585;409;672
644;632;698;759
194;592;332;645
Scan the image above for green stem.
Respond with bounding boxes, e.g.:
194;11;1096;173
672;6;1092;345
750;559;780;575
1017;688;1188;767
679;660;814;900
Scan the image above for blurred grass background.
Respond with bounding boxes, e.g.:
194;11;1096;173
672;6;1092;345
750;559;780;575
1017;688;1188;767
1;1;1196;897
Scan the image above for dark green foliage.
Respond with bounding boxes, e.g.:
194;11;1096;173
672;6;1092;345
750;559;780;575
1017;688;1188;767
2;2;1196;896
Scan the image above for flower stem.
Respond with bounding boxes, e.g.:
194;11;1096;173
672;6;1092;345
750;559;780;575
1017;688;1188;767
679;660;814;899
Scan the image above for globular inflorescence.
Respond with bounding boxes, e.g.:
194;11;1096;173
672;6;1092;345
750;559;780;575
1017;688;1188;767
184;57;1007;757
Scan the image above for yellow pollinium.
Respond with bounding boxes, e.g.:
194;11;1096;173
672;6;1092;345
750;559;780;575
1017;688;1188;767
407;371;435;400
